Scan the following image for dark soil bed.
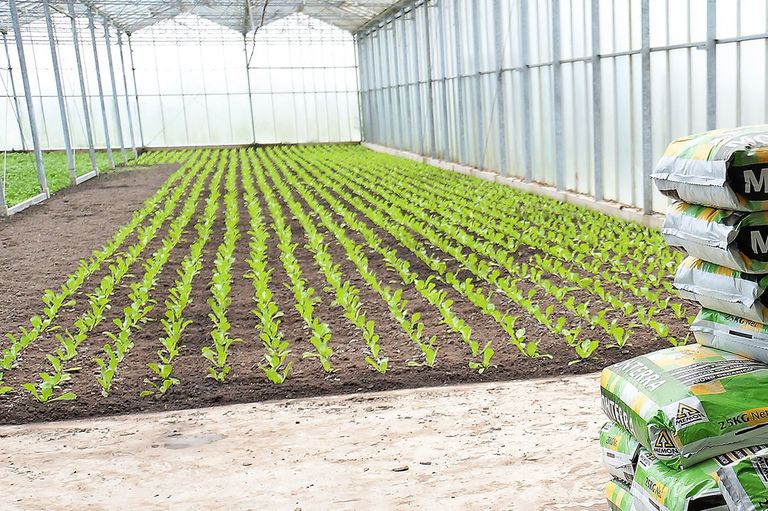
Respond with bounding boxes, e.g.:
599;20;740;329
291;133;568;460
0;152;678;425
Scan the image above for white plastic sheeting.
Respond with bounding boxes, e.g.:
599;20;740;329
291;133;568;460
0;12;360;151
357;0;768;214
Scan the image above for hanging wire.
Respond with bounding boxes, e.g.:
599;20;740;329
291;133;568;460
247;0;271;67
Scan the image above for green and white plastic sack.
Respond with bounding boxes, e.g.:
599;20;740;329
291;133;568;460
601;422;641;483
652;125;768;211
717;448;768;511
631;448;764;511
662;201;768;273
606;478;634;511
692;309;768;364
601;344;768;469
675;256;768;323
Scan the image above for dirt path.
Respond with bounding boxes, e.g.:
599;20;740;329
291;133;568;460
0;373;606;510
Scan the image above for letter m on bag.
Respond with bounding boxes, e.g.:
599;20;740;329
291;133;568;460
752;231;768;254
745;169;768;193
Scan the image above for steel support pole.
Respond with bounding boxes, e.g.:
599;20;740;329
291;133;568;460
360;32;379;143
67;0;98;173
368;35;376;142
641;0;653;214
472;0;484;170
103;18;126;164
393;20;407;150
0;159;6;214
438;3;450;160
374;35;385;144
378;32;393;147
127;35;145;148
552;0;564;190
492;0;508;175
368;37;379;143
2;32;27;151
519;0;533;182
706;0;717;129
591;0;603;201
354;35;366;142
453;0;467;165
423;2;437;158
43;0;76;184
368;34;378;143
117;32;137;158
88;10;114;169
409;12;424;156
8;0;48;197
243;36;257;144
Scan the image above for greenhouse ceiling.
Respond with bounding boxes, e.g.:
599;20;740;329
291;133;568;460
0;0;409;35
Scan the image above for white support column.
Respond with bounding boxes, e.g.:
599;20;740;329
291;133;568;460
453;0;466;165
67;0;98;174
591;0;603;201
8;0;48;197
706;0;717;130
519;0;533;182
88;9;114;169
2;31;27;151
43;0;76;184
437;2;449;160
552;0;565;191
103;17;126;164
0;161;5;215
354;34;366;143
492;0;508;175
127;35;145;148
243;35;257;145
117;31;137;158
471;0;484;170
423;1;437;158
641;0;653;214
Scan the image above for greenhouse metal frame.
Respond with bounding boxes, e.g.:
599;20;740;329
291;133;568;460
2;0;768;217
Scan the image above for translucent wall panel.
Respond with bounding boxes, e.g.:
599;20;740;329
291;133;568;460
358;0;768;214
0;16;133;158
1;12;361;152
132;14;359;146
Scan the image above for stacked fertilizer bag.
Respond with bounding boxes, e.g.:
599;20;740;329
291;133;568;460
600;125;768;511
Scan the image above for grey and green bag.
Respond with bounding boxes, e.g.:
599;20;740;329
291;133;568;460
692;308;768;364
606;478;634;511
662;202;768;273
631;447;764;511
601;344;768;469
717;448;768;511
675;256;768;323
652;125;768;211
601;422;641;483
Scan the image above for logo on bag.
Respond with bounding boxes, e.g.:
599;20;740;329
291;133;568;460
745;168;768;194
652;430;678;458
753;456;768;486
675;403;707;428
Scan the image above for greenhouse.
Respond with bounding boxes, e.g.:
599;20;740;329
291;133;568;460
1;0;768;509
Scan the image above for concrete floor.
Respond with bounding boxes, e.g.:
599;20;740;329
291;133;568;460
0;373;606;510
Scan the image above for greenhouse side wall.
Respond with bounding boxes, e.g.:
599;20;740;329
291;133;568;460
356;0;768;215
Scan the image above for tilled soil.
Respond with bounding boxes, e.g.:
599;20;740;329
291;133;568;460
0;151;681;425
